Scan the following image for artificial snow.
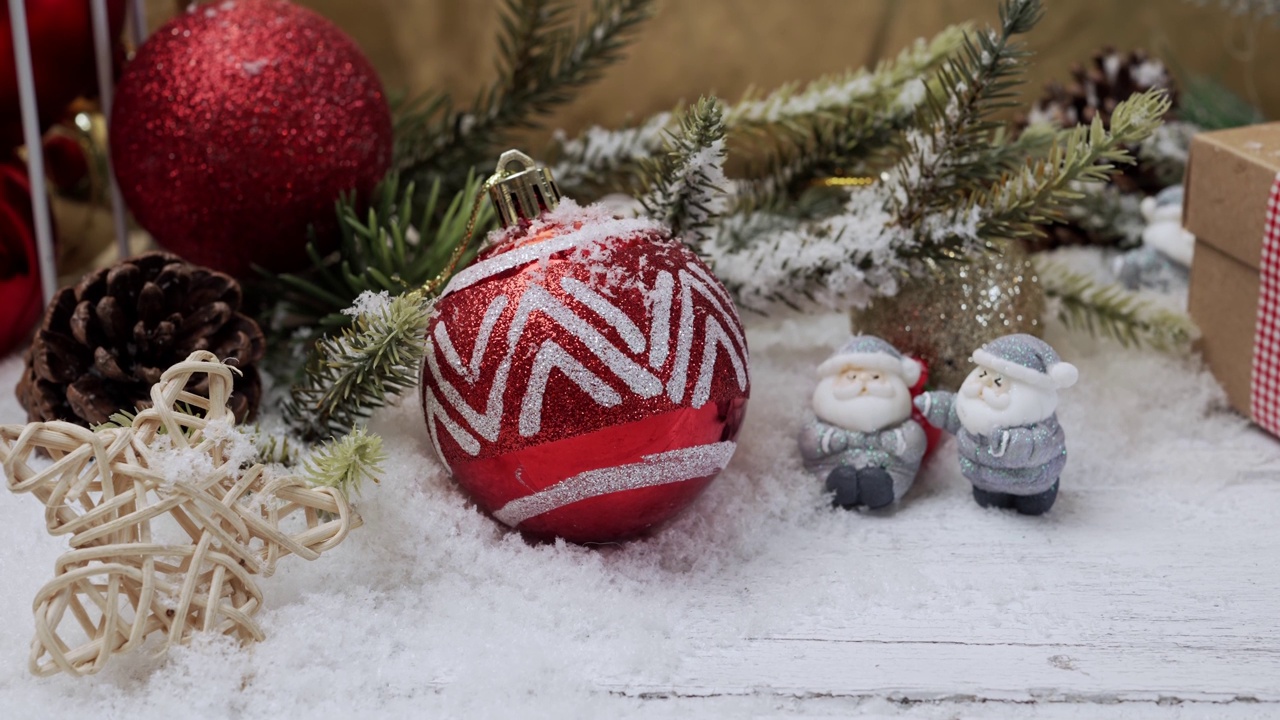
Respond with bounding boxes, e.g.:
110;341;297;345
342;290;394;319
1;249;1277;717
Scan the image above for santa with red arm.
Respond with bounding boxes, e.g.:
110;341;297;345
798;336;928;510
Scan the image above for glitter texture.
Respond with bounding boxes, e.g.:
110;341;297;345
852;240;1045;390
109;0;392;276
493;441;737;527
422;204;751;543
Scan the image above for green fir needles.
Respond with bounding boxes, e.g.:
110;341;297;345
303;427;387;498
273;173;493;331
553;24;967;205
1040;265;1196;350
396;0;654;199
891;0;1042;239
976;88;1172;242
285;291;432;441
640;97;728;245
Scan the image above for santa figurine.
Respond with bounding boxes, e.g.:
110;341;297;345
798;336;928;510
914;334;1078;516
1113;184;1194;292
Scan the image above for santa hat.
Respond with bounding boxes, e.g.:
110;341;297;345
817;336;922;386
970;334;1078;390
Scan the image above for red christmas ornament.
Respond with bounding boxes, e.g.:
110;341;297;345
109;0;392;276
0;162;47;357
0;0;125;150
422;152;750;544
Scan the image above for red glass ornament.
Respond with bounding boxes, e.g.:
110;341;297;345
109;0;392;276
0;0;125;149
0;162;47;357
422;204;751;544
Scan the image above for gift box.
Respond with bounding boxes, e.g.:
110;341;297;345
1184;122;1280;433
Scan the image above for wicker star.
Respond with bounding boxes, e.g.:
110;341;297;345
0;351;360;677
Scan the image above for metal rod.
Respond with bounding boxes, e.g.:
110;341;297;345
128;0;148;49
7;0;57;304
90;0;131;261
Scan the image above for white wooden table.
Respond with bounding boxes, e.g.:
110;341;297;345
1;316;1278;719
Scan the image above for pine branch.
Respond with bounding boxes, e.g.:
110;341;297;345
396;0;654;196
550;24;966;202
1040;264;1196;350
730;25;967;210
699;181;915;314
303;427;386;498
285;291;432;441
976;88;1171;241
726;25;967;133
639;97;728;244
253;429;302;466
268;173;492;332
1054;181;1147;248
890;0;1043;233
549;110;675;197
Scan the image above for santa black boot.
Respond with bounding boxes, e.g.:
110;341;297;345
857;467;896;509
1013;480;1059;516
972;485;1016;510
825;466;861;509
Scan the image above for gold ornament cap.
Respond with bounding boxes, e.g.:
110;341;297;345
489;149;562;227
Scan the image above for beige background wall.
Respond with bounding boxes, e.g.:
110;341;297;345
149;1;1279;135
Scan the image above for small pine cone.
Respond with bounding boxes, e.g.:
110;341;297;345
16;251;266;426
1017;48;1180;249
1024;48;1179;132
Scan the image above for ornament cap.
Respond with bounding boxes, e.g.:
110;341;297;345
489;150;562;227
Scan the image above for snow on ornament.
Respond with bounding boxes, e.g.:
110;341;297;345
421;151;750;544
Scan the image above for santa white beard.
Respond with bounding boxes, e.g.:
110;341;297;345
812;375;912;433
955;369;1059;436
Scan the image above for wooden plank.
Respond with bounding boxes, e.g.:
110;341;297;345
595;470;1280;706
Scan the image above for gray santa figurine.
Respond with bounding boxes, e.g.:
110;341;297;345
798;336;928;510
914;334;1078;516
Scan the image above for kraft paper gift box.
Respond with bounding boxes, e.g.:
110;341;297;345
1184;122;1280;433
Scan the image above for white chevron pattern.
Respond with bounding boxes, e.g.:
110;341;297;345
428;244;748;457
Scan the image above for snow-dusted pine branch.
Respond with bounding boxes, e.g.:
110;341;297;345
1039;264;1196;350
396;0;655;201
976;88;1172;241
550;23;966;203
889;0;1043;237
285;291;433;441
639;97;728;246
698;2;1169;316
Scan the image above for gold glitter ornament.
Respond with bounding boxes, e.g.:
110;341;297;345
851;240;1045;390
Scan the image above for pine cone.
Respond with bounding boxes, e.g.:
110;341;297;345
16;252;266;426
1019;48;1180;249
1026;48;1177;135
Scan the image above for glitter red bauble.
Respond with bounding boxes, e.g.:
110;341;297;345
0;162;47;357
109;0;392;276
0;0;125;149
422;204;751;544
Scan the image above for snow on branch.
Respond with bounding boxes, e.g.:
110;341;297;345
639;97;729;246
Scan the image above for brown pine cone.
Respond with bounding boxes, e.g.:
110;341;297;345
1025;48;1178;135
1018;48;1181;249
16;251;266;426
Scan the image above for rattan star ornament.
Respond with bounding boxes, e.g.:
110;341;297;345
0;351;361;677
